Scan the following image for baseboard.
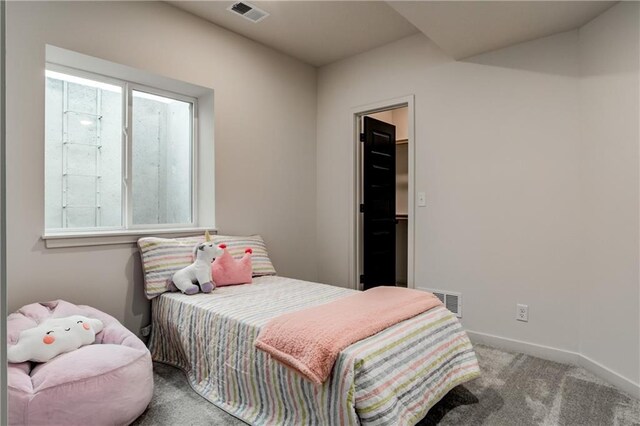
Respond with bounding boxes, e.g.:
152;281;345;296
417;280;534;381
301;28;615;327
577;353;640;400
465;329;640;399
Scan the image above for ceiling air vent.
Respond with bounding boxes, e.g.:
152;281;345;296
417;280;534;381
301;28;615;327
228;2;269;23
420;288;462;318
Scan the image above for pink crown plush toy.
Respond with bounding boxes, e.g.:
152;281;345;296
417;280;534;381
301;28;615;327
211;244;253;287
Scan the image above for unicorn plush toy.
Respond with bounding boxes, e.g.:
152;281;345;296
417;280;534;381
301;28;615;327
172;231;223;295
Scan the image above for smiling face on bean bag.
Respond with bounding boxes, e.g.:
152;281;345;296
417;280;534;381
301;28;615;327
7;315;104;363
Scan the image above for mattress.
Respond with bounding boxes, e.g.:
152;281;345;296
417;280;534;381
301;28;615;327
148;276;480;425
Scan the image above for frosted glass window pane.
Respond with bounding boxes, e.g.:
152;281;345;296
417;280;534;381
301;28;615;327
67;83;98;114
66;175;97;206
45;68;197;233
66;207;98;229
45;72;123;230
132;90;192;225
66;144;97;176
67;111;99;145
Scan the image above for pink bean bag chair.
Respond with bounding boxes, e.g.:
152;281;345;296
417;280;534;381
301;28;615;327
7;300;153;426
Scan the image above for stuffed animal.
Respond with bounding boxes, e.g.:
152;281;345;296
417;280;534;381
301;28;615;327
211;245;253;286
172;232;223;295
8;315;104;363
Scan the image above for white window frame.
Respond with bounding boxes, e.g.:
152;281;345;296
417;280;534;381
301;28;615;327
43;63;202;242
126;83;198;231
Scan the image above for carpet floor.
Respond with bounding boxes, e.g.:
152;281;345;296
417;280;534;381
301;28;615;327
132;344;639;425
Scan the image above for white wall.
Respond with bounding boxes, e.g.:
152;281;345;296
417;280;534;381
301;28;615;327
578;2;640;387
0;0;6;422
317;2;639;389
318;31;583;353
6;1;317;333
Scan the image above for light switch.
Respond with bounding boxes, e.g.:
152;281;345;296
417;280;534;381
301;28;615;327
417;192;426;207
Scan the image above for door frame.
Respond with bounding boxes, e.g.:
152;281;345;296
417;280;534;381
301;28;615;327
350;95;415;290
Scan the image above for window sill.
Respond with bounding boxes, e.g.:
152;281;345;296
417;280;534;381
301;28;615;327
42;227;216;248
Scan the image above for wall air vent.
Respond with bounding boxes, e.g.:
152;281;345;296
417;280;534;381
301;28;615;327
228;2;269;23
420;288;462;318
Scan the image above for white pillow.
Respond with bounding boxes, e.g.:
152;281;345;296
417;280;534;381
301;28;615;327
137;235;206;299
7;315;104;363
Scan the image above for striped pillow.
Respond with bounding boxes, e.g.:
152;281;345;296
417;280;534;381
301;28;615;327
212;235;276;277
138;235;205;299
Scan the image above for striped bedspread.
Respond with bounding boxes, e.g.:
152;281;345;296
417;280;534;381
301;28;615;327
148;276;480;425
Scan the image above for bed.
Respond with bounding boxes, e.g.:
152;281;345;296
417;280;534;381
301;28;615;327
148;275;480;425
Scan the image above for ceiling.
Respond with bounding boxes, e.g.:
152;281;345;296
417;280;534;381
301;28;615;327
169;1;617;66
388;1;616;60
167;1;419;66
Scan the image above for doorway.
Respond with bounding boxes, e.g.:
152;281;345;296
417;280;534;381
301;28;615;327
353;96;414;290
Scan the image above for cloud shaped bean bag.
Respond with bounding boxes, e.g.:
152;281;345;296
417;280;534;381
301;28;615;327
8;315;103;363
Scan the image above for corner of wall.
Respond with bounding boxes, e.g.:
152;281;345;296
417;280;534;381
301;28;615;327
576;0;640;387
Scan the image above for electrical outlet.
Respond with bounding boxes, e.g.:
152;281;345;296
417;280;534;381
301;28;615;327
516;304;528;322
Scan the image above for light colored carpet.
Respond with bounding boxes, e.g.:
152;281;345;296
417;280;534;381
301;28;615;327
132;344;640;425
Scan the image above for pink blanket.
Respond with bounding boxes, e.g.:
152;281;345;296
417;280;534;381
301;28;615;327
254;286;443;385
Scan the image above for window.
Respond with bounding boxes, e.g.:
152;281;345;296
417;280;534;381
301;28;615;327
44;66;196;233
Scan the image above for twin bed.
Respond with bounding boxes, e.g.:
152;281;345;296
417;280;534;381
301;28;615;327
148;275;480;425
